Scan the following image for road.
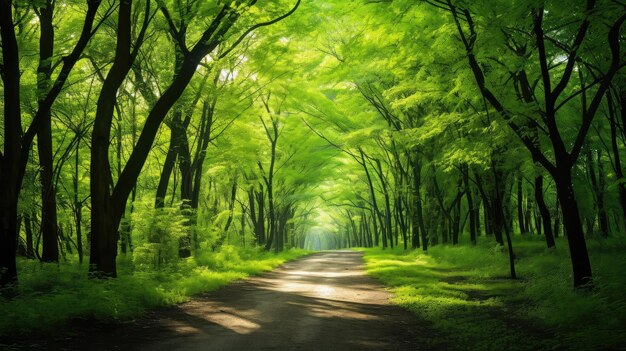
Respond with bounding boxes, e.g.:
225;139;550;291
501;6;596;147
27;251;443;350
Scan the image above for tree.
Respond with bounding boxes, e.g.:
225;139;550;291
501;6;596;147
89;0;301;276
1;0;103;287
424;0;624;288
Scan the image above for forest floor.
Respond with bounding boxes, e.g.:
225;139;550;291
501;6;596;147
363;238;626;351
3;251;447;351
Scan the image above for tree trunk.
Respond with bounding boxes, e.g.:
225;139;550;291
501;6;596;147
262;117;278;252
491;159;516;279
155;129;178;208
452;196;461;245
474;198;481;236
411;159;428;251
517;176;526;235
36;1;59;263
360;149;383;248
90;0;133;277
491;183;505;245
0;0;23;288
535;176;555;248
375;159;394;249
256;190;266;245
462;164;477;244
596;150;609;237
24;213;35;259
38;112;59;262
554;169;593;288
553;198;560;238
174;110;193;257
73;135;84;263
608;91;626;223
248;188;266;245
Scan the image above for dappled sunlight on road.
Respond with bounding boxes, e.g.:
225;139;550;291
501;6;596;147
122;251;436;351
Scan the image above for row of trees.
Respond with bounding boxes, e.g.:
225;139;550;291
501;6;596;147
0;0;309;288
1;0;623;292
300;0;625;288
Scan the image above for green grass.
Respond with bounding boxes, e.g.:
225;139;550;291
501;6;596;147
0;246;310;336
362;236;626;351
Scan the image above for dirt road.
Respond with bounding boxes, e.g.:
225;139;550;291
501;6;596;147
23;251;444;350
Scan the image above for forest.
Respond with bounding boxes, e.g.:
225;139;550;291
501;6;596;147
1;0;625;350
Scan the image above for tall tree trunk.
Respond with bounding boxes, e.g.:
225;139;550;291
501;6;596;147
462;164;476;245
223;178;238;234
248;188;266;245
90;1;133;277
248;190;258;243
490;175;505;245
261;116;278;252
554;169;592;287
36;0;59;263
517;176;526;235
173;110;193;257
596;150;609;236
586;148;609;237
375;159;394;249
607;91;626;223
24;213;35;259
0;0;23;288
554;198;560;238
360;149;383;248
535;176;555;248
256;190;266;245
491;159;516;279
475;171;503;245
73;135;84;263
410;162;421;249
474;197;481;236
452;195;461;245
155;129;178;208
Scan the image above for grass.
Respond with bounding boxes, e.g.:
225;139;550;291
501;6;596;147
362;236;626;351
0;246;310;336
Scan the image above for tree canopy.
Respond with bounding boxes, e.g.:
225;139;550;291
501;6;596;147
1;0;625;323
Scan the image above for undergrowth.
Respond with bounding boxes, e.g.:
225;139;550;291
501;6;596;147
363;236;626;351
0;246;309;336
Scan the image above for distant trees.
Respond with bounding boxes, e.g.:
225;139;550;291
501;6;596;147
295;0;625;289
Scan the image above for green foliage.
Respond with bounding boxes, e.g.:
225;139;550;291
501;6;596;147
363;237;626;351
3;0;625;348
0;248;310;336
132;203;189;269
